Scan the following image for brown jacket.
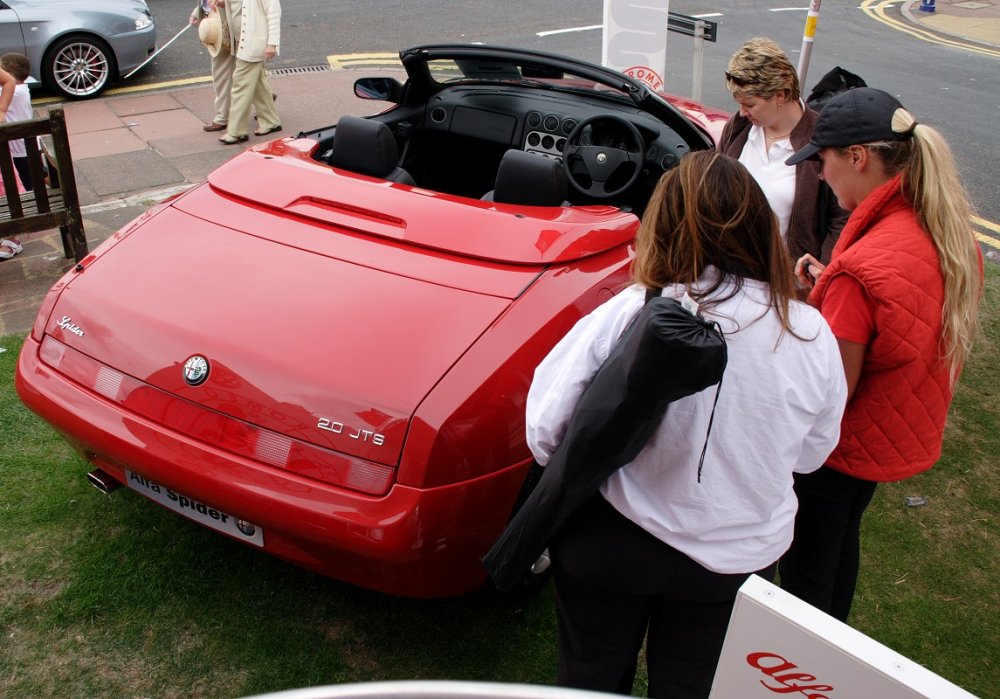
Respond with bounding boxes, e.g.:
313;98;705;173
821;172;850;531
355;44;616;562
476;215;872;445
718;108;847;264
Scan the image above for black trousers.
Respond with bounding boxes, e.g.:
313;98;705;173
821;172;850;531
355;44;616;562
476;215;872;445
12;155;35;191
779;465;878;622
551;495;775;699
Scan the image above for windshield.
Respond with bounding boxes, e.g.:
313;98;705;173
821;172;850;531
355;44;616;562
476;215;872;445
425;57;634;101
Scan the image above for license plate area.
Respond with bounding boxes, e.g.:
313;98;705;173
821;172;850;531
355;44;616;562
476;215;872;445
125;470;264;547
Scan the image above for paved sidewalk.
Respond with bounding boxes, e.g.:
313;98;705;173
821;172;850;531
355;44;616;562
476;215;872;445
904;0;1000;47
58;68;403;210
1;67;404;337
1;2;998;337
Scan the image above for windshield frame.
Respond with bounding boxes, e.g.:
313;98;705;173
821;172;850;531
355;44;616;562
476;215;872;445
401;45;644;103
397;44;714;149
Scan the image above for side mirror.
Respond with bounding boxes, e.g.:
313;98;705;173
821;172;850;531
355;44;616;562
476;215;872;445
354;77;403;103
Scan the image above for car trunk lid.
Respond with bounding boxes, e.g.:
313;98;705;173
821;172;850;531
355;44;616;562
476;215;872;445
43;205;517;471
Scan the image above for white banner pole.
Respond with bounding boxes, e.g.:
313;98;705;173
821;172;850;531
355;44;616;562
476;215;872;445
602;0;670;93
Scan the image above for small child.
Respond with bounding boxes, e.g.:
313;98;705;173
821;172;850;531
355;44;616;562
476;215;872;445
0;63;23;260
1;52;37;191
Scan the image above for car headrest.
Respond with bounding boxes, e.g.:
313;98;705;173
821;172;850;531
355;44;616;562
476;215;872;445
491;150;568;206
328;115;403;179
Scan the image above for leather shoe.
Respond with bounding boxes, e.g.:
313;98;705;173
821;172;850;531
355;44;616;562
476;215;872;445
253;125;282;137
203;122;227;132
219;134;249;144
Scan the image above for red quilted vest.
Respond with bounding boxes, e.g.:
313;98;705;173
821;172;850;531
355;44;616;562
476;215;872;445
809;176;950;482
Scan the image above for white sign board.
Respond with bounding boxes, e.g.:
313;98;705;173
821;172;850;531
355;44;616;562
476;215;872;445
710;575;978;698
602;0;669;92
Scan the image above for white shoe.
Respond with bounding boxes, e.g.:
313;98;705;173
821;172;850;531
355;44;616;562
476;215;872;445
0;238;23;259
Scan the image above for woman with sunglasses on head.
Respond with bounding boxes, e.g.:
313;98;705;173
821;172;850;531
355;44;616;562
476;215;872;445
719;38;847;265
527;151;846;699
779;87;983;622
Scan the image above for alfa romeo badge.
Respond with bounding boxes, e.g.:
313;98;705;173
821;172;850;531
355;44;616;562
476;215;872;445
182;355;210;386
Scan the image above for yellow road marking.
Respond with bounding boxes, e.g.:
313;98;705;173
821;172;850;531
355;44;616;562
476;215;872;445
326;53;461;74
327;52;399;70
861;0;1000;58
32;75;214;105
972;215;1000;235
972;217;1000;249
975;231;998;248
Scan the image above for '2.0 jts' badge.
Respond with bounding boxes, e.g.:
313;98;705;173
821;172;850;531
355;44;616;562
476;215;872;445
182;355;210;386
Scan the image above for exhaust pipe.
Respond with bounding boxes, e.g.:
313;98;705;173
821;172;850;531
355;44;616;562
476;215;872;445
87;468;122;494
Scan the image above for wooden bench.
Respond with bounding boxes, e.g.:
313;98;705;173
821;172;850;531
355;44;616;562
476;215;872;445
0;107;87;262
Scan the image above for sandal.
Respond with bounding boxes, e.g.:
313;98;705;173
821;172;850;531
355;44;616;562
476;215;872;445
254;125;282;137
219;134;249;145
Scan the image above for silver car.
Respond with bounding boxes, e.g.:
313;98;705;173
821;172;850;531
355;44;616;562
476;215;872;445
0;0;155;99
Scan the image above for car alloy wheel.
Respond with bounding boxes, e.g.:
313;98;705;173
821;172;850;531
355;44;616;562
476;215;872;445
45;34;115;99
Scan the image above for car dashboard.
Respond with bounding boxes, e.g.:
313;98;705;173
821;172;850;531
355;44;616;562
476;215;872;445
310;82;699;213
423;85;688;169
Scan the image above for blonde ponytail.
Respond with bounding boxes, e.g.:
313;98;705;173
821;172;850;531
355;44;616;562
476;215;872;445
867;110;981;380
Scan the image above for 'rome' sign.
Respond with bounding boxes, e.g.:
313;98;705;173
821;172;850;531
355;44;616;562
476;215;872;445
602;0;669;92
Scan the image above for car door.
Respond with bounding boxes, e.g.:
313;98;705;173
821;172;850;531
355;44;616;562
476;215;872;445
0;1;47;87
0;2;27;58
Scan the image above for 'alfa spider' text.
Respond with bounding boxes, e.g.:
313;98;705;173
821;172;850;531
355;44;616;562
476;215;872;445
129;471;230;523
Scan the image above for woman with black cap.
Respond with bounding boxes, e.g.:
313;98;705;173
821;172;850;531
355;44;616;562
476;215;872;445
780;87;983;622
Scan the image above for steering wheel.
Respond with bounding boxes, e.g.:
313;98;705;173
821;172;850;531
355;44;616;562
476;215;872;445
562;115;645;198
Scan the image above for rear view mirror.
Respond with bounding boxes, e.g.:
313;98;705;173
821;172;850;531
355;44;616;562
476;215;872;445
354;77;403;103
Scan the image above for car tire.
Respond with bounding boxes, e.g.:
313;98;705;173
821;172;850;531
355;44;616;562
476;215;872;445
43;34;117;99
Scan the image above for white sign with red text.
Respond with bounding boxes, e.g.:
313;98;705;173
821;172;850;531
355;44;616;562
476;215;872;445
710;575;978;698
602;0;669;92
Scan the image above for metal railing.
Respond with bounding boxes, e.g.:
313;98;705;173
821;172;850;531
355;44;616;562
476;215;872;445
667;12;718;103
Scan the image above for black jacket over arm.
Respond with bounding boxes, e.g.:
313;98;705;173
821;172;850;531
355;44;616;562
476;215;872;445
483;295;727;592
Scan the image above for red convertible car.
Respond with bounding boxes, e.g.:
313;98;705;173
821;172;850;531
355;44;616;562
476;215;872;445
16;45;727;597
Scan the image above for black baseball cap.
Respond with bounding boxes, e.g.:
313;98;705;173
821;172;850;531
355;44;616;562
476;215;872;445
786;87;911;165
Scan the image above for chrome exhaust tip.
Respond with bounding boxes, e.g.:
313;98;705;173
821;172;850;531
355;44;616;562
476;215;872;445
87;468;122;494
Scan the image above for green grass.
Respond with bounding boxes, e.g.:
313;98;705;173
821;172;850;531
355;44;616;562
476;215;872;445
1;265;997;698
848;262;1000;696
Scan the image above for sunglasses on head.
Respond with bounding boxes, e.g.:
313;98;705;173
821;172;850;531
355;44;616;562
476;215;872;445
724;71;753;87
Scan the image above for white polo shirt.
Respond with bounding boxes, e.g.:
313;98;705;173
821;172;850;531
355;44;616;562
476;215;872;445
526;272;846;574
739;124;797;242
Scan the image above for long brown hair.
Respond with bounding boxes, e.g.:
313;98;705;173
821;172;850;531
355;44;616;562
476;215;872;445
632;151;799;334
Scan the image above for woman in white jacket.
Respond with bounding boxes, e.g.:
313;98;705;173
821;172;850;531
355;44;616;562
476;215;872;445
527;151;847;699
213;0;281;144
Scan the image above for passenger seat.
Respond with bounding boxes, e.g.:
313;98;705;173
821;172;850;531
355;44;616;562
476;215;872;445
327;116;415;185
482;150;569;206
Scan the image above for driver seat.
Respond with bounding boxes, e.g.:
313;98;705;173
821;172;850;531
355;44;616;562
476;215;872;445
482;150;568;206
328;115;415;185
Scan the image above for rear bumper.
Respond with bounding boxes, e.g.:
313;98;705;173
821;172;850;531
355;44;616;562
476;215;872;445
16;335;528;597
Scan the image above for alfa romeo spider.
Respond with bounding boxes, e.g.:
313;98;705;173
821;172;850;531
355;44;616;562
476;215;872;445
16;45;727;597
